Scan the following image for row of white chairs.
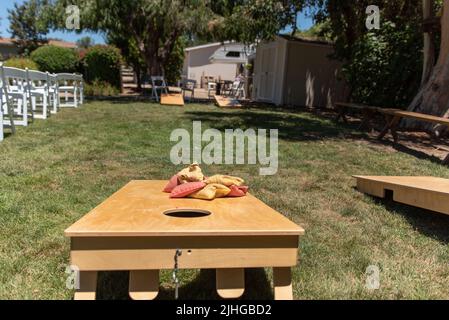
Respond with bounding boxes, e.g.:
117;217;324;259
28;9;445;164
0;63;84;142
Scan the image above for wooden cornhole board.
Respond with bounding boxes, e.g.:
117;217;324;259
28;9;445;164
65;180;304;300
160;93;184;106
354;176;449;215
214;95;242;108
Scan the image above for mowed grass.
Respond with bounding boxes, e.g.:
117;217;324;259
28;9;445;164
0;100;448;300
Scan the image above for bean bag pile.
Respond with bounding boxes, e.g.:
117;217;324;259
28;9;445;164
163;163;249;200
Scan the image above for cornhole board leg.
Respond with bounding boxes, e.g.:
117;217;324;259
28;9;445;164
216;268;245;299
129;270;160;300
273;267;293;300
74;271;97;300
160;93;185;106
443;153;449;165
354;176;386;198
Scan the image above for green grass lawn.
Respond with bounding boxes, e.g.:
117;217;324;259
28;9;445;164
0;100;448;300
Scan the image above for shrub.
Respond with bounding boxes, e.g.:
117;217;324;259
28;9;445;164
164;37;185;84
84;80;120;97
4;57;38;70
342;22;422;108
30;45;78;73
82;45;122;89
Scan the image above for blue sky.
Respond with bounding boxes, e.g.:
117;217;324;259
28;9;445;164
0;0;314;44
0;0;106;44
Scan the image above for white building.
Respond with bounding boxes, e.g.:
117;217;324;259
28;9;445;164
253;35;347;108
182;42;251;88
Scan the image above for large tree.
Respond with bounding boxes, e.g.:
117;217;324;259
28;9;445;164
8;0;50;55
406;0;449;134
43;0;302;76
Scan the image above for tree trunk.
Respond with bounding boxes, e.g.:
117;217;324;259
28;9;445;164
143;46;163;77
421;0;435;85
405;0;449;134
134;65;142;92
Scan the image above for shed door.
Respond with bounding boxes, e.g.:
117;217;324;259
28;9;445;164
257;45;277;102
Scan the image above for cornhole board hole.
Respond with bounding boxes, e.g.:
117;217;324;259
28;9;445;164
65;180;304;300
354;176;449;215
160;93;184;106
214;95;242;108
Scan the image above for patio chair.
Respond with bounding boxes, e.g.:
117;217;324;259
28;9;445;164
26;69;51;120
220;80;234;96
151;76;168;102
1;65;31;127
207;82;217;99
228;80;246;99
57;73;79;108
181;79;197;102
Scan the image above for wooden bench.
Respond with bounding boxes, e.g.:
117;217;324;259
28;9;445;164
335;102;449;164
377;109;449;141
377;109;449;164
334;102;394;130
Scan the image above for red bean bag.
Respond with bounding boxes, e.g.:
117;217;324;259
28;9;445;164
228;185;249;197
170;181;206;198
163;175;180;193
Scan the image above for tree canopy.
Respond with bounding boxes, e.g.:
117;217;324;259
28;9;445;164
41;0;305;76
8;0;51;55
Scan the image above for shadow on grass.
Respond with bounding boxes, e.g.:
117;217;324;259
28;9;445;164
184;109;348;143
184;107;448;166
366;194;449;245
96;268;273;300
89;93;215;105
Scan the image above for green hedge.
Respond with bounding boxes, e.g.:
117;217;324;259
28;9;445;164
82;45;122;89
31;45;78;73
4;57;38;70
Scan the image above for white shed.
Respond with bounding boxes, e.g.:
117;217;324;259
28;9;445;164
183;43;248;88
253;35;347;108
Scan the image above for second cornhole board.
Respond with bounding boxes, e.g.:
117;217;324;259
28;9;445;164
160;93;184;106
214;95;242;108
354;176;449;215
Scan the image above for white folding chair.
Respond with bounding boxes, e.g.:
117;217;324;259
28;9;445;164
151;76;168;102
26;69;51;120
0;90;3;141
47;73;59;114
182;79;197;102
1;65;30;127
1;64;16;138
0;66;4;141
207;82;217;99
57;73;78;108
75;74;84;105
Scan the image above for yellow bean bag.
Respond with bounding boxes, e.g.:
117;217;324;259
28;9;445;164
205;175;245;187
189;184;231;200
177;163;204;183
